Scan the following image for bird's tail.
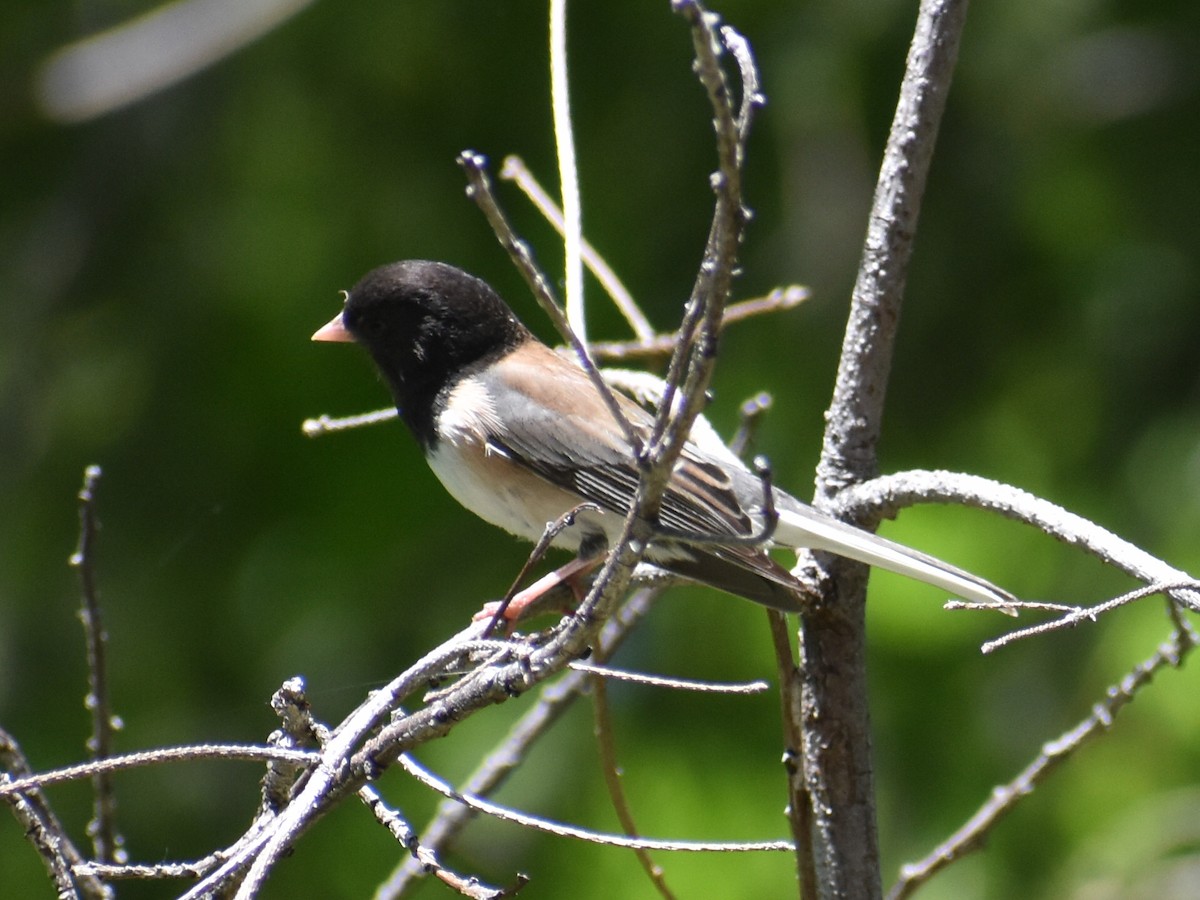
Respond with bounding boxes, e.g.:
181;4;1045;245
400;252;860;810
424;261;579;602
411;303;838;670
774;503;1018;615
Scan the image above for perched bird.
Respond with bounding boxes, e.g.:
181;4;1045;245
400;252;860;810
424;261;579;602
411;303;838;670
313;260;1015;615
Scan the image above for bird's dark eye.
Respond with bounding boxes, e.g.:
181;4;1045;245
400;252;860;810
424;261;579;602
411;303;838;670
357;312;385;338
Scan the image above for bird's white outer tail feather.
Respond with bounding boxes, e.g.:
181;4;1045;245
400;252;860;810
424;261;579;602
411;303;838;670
774;506;1017;614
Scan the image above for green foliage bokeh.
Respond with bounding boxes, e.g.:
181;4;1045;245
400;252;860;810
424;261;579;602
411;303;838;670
2;1;1198;898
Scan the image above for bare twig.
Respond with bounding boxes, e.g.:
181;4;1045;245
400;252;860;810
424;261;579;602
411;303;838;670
717;379;813;898
215;629;561;896
225;552;684;897
569;661;768;694
886;624;1198;900
398;752;792;853
718;21;764;145
719;286;810;324
74;860;217;882
301;407;397;437
364;788;521;900
980;581;1200;653
649;2;754;465
549;0;585;343
588;285;809;362
69;465;122;865
728;391;773;459
501;155;655;340
591;367;734;468
590;672;679;899
814;0;967;500
0;727;110;900
765;611;817;898
0;744;316;799
78;807;282;890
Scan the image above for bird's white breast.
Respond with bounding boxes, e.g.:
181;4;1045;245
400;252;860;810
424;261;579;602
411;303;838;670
426;375;609;545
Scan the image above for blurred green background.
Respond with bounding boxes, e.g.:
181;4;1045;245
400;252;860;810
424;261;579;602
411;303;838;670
2;1;1199;897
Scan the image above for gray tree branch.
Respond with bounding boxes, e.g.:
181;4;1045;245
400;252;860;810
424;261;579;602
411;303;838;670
794;1;971;897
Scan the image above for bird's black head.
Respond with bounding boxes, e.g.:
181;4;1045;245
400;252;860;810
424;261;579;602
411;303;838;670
332;260;530;445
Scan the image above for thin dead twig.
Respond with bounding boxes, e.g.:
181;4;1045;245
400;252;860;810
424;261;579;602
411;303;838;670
549;0;585;343
0;744;317;799
886;624;1198;900
591;672;679;899
70;465;123;865
500;154;654;340
587;286;809;362
980;581;1200;653
0;727;110;900
397;752;792;854
301;407;397;437
570;661;768;694
647;2;756;467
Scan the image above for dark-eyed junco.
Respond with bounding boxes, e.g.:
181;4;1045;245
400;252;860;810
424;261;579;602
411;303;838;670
313;260;1015;614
